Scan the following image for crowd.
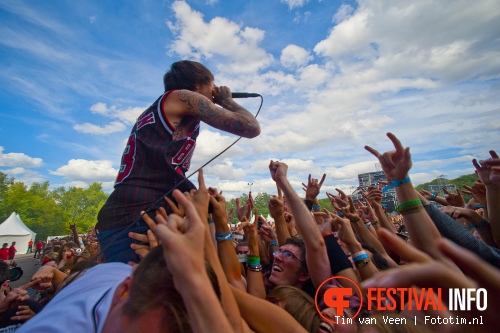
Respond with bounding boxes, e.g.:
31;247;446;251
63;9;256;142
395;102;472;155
0;134;495;332
0;60;498;332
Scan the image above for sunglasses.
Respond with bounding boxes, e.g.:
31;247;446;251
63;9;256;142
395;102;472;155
273;249;302;263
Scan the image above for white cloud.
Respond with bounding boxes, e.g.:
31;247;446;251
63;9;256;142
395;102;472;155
167;1;273;74
89;103;145;126
0;147;43;168
50;159;117;182
297;64;330;87
333;4;354;24
1;167;45;185
280;0;310;10
73;121;127;135
313;0;500;83
56;180;115;192
74;103;145;135
190;129;246;171
280;44;313;69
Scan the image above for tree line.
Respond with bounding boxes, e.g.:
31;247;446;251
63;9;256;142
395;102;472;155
0;172;108;241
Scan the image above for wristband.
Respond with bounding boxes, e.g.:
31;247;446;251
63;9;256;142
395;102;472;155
215;231;232;242
431;192;437;200
371;220;379;226
382;177;411;193
468;219;489;229
312;205;321;211
365;222;372;228
352;250;366;258
396;199;422;211
269;239;278;247
353;253;370;262
304;199;313;211
351;218;361;223
247;255;261;266
209;219;214;224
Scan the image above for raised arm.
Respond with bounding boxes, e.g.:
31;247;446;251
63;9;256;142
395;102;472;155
474;151;500;245
269;162;331;288
365;133;443;259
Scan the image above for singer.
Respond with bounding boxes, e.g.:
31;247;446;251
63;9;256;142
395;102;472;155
96;60;261;263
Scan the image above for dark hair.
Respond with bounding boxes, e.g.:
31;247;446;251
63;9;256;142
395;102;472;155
235;241;248;250
163;60;214;92
284;237;308;272
123;246;221;332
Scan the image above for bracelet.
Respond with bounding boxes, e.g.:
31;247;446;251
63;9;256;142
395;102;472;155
472;204;487;211
351;218;361;223
382;176;411;193
365;222;372;228
431;192;437;200
269;239;278;247
247;264;262;272
312;205;321;211
468;219;489;229
247;255;261;266
352;250;366;258
397;199;422;211
353;253;370;262
209;219;215;224
215;231;232;242
372;220;379;226
304;199;314;211
400;206;424;215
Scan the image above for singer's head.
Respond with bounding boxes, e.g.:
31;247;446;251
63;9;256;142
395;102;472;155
163;60;214;92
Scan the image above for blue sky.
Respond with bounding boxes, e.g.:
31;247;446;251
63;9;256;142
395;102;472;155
0;0;499;199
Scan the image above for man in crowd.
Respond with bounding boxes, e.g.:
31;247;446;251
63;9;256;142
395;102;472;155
96;60;261;263
7;242;16;261
26;239;33;254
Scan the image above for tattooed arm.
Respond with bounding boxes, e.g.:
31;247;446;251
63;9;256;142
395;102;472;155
163;87;260;138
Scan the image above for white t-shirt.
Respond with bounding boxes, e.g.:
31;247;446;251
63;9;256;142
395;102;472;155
17;263;132;333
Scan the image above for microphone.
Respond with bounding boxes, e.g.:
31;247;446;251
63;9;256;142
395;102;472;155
231;92;260;98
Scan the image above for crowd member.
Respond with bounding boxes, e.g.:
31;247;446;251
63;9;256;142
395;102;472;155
0;244;8;262
96;60;261;263
33;240;43;259
18;132;500;332
26;239;33;254
19;188;239;333
7;242;16;261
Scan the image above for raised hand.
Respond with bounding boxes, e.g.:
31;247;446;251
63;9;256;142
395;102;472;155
326;188;349;211
443;187;465;207
418;189;433;200
236;192;254;221
268;160;288;184
208;187;228;225
154;189;207;286
185;169;210;221
302;173;326;200
164;196;184;218
267;195;284;219
258;216;276;243
462;182;487;206
365;132;412;181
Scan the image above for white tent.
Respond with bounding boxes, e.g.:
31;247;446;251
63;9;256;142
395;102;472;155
0;212;36;254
